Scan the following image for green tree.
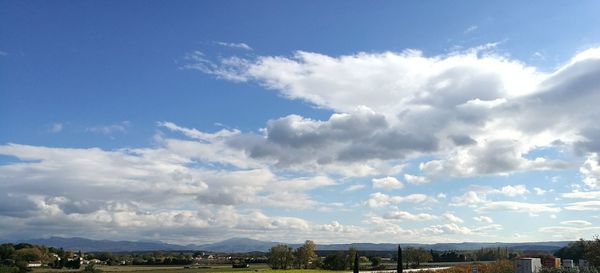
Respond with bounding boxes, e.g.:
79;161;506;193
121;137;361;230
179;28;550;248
404;248;432;268
370;257;382;268
295;240;317;269
555;239;587;261
585;236;600;267
0;245;15;260
347;248;357;270
322;252;347;270
13;248;42;262
97;252;115;262
268;244;294;269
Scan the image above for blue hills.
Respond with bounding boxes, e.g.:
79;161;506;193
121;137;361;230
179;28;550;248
13;236;571;253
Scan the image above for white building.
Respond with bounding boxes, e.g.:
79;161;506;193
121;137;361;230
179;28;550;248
514;258;542;273
562;259;574;268
27;261;42;268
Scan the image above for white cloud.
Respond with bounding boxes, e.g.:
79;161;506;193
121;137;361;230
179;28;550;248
563;191;600;199
372;176;404;190
473;224;503;233
473;216;493;224
48;123;64;133
366;192;435;208
464;25;478;34
404;174;430;185
366;192;393;208
216;41;253;51
532;52;545;61
87;121;130;135
560;220;592;226
452;188;560;214
539;225;600;240
158;121;240;141
498;185;529;197
442;212;464;223
344;184;366;192
6;45;600;242
580;153;600;189
479;201;560;214
0;141;341;242
425;223;472;235
451;191;486;207
384;211;437;221
564;201;600;211
534;187;547;195
183;47;600;181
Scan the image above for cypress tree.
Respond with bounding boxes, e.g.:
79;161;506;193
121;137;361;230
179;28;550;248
397;245;402;273
353;251;359;273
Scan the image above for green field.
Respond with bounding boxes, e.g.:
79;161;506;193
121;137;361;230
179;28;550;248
33;265;338;273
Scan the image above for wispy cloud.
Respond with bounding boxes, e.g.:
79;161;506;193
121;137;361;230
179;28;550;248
216;41;253;51
531;51;545;60
464;25;478;34
344;184;366;192
87;121;130;135
48;123;64;133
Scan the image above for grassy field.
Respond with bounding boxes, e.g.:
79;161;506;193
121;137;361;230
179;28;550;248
32;264;337;273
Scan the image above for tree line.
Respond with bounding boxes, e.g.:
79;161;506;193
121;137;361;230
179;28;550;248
267;241;437;270
0;243;82;273
554;237;600;267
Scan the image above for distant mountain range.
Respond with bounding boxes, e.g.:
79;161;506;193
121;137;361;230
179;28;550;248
12;236;571;253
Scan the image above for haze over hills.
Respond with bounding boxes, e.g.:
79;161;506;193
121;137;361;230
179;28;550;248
13;237;572;253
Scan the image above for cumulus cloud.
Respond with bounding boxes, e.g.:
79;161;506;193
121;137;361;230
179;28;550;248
425;223;472;235
318;221;365;234
443;212;464;223
228;107;424;175
367;192;436;208
498;185;529;197
6;45;600;242
384;211;437;221
404;174;430;185
580;153;600;189
182;46;600;180
0;141;340;242
372;176;404;190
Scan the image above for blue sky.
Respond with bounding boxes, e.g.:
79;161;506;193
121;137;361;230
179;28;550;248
2;1;600;244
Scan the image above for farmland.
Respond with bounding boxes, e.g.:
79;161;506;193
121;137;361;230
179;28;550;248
32;265;336;273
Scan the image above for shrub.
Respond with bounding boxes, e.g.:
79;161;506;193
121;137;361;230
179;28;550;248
82;264;102;273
